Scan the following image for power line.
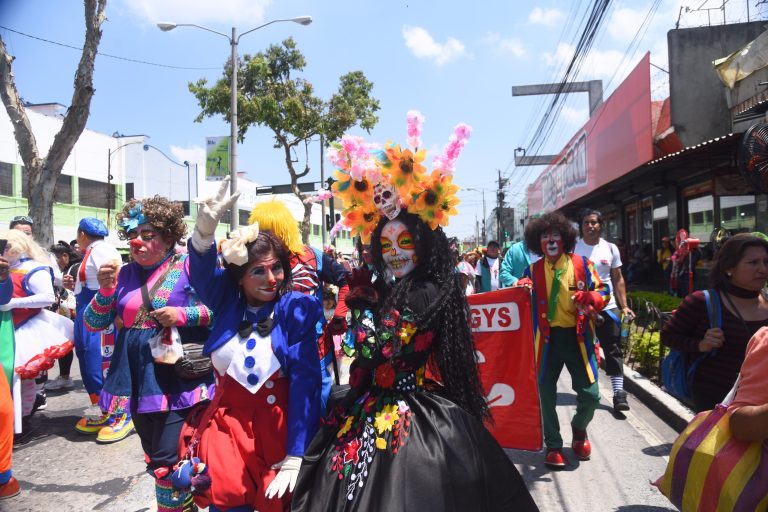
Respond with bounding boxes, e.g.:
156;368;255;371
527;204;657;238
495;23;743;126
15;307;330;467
0;25;221;71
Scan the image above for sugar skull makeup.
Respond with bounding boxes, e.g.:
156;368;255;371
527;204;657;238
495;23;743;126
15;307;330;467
380;220;417;278
540;230;564;260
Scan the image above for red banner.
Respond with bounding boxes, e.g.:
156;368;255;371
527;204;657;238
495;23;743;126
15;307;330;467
469;287;541;451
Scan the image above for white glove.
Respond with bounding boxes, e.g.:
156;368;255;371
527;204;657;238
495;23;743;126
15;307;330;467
264;455;302;499
190;177;241;254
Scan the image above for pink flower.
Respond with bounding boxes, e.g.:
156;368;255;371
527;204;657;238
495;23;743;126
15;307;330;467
406;110;425;148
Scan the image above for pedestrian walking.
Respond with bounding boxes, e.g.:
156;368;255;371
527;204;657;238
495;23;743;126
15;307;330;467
475;240;501;292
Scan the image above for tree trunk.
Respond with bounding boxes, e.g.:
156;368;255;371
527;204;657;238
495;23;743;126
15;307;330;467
0;0;106;247
301;201;313;245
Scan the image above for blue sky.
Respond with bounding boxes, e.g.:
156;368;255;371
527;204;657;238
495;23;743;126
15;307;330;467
0;0;759;239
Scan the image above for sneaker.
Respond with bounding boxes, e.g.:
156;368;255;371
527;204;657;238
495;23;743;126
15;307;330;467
544;449;566;469
0;477;20;500
46;376;74;391
613;390;630;412
96;414;134;444
75;412;114;435
32;393;47;413
13;417;35;447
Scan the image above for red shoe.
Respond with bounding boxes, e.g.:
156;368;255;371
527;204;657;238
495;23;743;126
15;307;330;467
0;477;20;500
544;449;566;469
572;437;592;460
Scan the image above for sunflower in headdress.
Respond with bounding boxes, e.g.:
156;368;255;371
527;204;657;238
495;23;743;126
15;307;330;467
332;170;374;209
342;203;380;243
408;172;460;230
383;143;427;205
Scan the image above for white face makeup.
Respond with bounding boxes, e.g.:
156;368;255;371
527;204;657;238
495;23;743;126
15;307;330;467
380;220;417;278
540;231;564;259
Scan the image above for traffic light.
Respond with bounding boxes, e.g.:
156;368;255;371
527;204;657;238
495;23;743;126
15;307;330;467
325;214;332;231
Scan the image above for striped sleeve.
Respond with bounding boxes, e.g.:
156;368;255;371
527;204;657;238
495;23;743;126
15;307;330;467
586;258;610;306
660;291;708;353
84;290;117;331
178;305;213;327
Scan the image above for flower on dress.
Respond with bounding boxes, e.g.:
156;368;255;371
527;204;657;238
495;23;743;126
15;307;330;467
374;404;399;434
337;416;354;438
375;437;387;450
398;321;417;345
343;438;361;464
414;331;434;352
375;363;396;389
397;400;410;414
381;309;400;328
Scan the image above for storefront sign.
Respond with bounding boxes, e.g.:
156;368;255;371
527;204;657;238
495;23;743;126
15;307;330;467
469;287;542;451
528;53;653;213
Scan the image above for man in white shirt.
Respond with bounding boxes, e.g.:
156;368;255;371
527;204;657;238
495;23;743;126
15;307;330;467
575;209;635;413
475;241;501;293
70;218;131;442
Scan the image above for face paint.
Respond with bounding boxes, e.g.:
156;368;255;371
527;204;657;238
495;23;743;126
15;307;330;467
540;231;564;260
380;220;418;278
239;253;284;305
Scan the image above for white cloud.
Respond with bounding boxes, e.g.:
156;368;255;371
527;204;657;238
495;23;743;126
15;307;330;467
544;43;634;82
528;7;565;26
402;26;467;67
608;7;648;43
119;0;272;26
561;106;588;126
170;144;206;168
484;32;525;58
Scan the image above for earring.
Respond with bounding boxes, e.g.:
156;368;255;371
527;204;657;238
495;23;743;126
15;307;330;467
726;273;732;277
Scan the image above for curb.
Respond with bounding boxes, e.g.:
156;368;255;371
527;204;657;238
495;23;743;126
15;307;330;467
621;362;694;432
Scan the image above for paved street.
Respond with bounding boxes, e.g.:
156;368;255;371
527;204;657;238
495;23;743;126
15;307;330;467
4;362;678;512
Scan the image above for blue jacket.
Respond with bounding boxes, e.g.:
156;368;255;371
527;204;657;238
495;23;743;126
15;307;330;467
500;240;532;287
188;243;325;456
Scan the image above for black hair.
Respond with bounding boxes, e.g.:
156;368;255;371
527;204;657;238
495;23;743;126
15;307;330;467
224;230;292;298
577;208;603;237
709;233;768;290
524;211;577;256
487;240;500;249
50;241;75;258
370;211;490;421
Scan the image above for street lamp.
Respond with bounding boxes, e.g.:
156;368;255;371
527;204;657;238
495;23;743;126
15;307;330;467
142;144;193;216
157;15;313;231
465;187;488;243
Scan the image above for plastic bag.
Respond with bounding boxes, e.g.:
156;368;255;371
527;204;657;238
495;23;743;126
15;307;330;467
149;326;184;365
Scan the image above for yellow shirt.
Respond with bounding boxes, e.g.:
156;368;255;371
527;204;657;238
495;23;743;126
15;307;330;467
544;254;576;328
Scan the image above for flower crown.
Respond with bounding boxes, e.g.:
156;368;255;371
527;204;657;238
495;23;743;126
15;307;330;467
327;111;469;243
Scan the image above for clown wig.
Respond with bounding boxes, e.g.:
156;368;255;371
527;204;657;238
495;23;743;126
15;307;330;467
248;200;304;255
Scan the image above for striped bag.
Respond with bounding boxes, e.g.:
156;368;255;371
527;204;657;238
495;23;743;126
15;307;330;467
654;376;768;511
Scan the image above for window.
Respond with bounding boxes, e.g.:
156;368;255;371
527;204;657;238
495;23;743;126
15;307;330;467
0;163;12;196
54;174;73;204
239;209;250;226
687;195;714;241
720;195;755;233
79;177;116;209
312;224;320;236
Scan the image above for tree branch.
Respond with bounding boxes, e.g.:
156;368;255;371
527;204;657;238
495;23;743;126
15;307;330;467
0;36;41;171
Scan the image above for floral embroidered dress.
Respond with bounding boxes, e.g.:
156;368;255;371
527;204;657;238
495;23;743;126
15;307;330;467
292;281;537;512
84;253;214;415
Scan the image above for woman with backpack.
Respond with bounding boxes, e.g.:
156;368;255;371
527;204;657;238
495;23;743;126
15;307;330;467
661;233;768;412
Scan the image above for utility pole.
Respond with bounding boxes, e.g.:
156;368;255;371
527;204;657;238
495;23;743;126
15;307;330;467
320;135;326;245
496;169;507;243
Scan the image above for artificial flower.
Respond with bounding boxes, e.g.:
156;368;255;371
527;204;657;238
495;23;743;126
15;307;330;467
119;202;146;232
406;110;425;149
384;143;427;205
374;404;399;434
220;223;260;266
341;204;380;244
408;172;460;230
398;322;417;345
374;363;396;389
432;123;472;177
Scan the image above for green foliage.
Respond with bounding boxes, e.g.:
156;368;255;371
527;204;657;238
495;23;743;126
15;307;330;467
188;38;380;147
627;291;682;313
627;330;662;379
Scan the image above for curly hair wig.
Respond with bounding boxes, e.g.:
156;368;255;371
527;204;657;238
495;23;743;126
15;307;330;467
116;196;188;246
370;211;490;421
524;211;577;257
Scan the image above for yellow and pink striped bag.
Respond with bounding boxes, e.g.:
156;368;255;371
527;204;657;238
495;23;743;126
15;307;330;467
654;378;768;511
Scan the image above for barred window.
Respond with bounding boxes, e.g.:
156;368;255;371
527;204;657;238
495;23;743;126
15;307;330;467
54;174;73;204
0;163;13;196
79;177;116;209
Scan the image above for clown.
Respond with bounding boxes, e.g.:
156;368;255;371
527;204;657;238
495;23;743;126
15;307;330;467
291;112;538;511
518;211;609;469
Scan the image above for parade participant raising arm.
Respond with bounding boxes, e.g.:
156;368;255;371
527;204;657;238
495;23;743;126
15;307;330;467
186;179;325;512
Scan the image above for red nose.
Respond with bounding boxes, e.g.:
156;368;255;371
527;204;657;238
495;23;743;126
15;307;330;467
130;239;144;250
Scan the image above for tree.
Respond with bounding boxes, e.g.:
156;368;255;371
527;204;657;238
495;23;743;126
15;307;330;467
189;37;380;243
0;0;107;247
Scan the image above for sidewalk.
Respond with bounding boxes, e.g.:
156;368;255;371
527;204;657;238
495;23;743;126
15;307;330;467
621;362;694;432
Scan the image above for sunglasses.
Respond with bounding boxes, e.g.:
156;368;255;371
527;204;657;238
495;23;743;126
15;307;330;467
125;229;159;242
11;215;33;225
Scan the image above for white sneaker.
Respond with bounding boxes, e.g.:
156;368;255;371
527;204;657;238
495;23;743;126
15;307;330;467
46;376;74;390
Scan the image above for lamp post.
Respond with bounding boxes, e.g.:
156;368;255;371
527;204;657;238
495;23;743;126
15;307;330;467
465;187;487;243
142;144;193;216
107;140;144;227
157;15;313;232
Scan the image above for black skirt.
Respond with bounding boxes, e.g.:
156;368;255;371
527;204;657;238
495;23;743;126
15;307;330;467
292;390;538;512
